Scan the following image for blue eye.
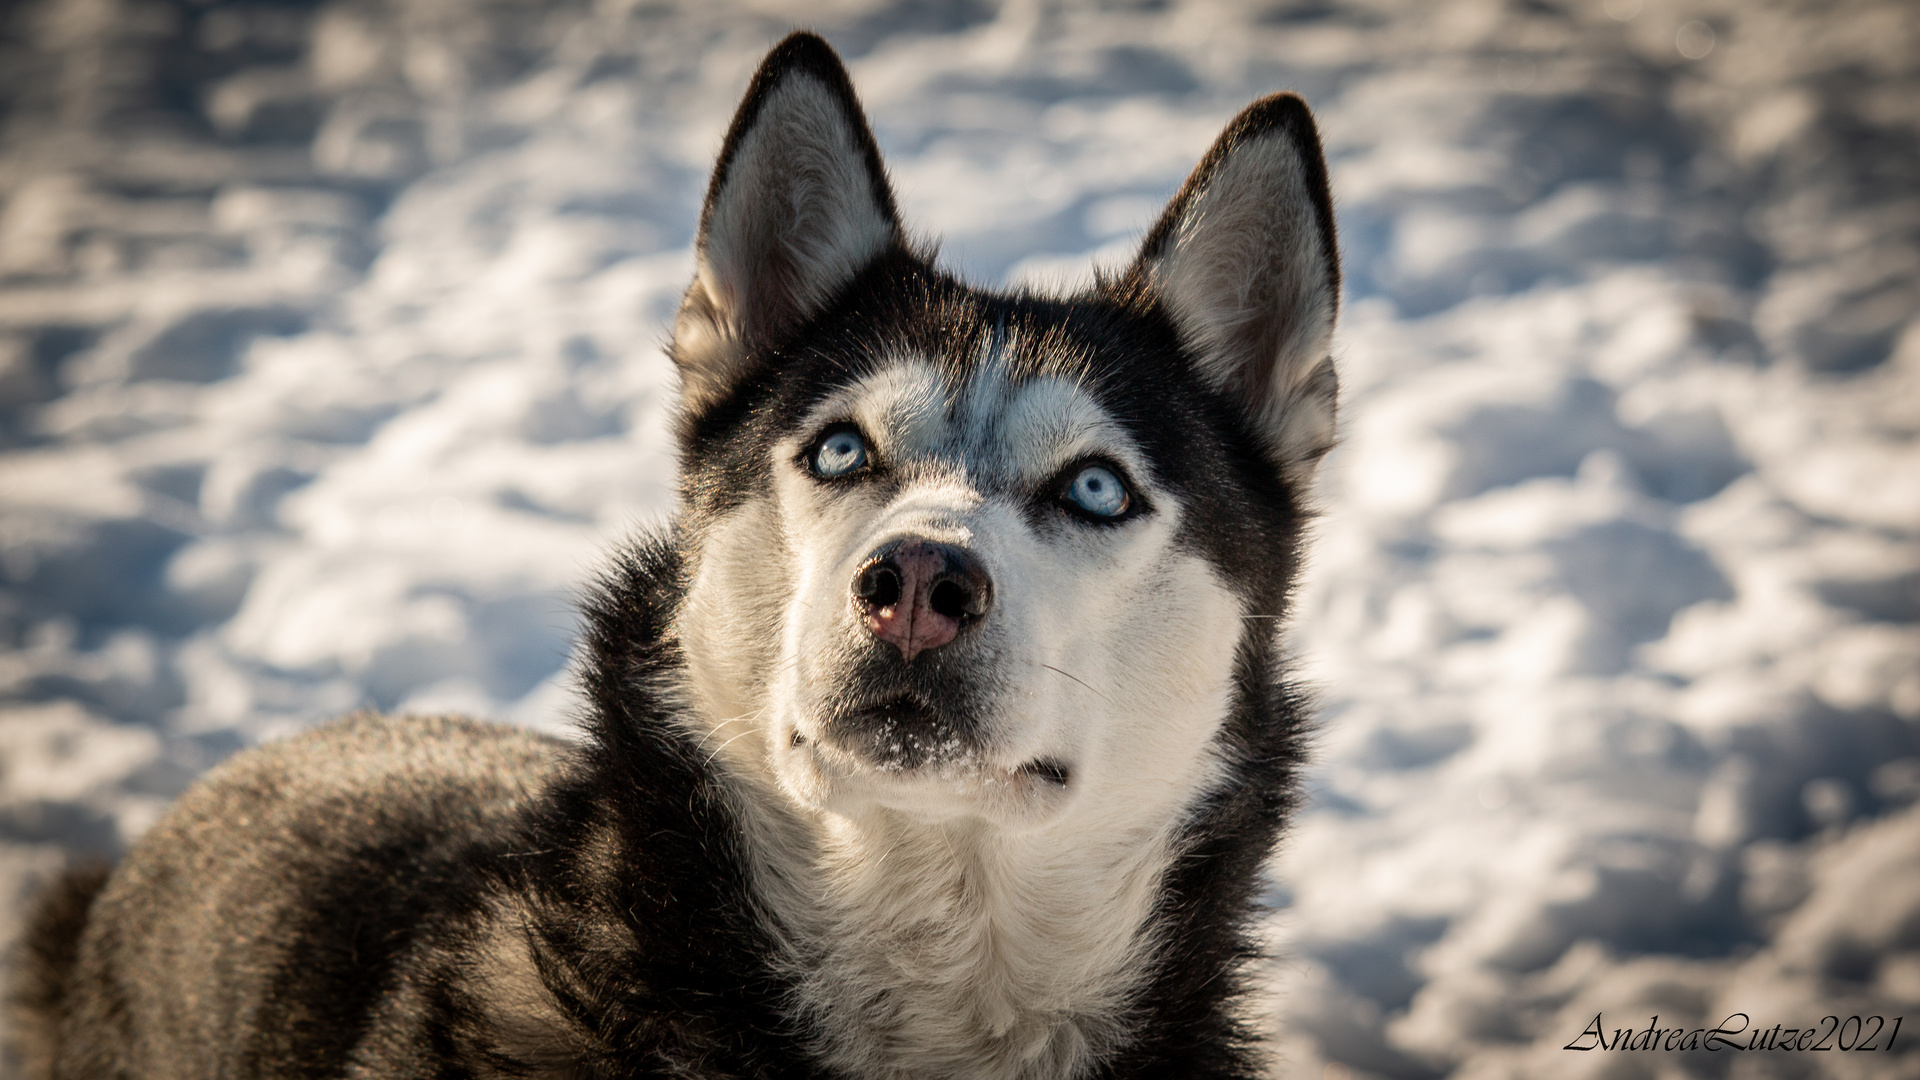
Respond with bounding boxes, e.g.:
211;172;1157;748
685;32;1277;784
812;428;868;477
1064;464;1130;518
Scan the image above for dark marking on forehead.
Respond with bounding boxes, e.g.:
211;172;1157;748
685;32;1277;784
677;248;1309;619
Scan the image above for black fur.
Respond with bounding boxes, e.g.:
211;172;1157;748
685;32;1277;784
6;863;109;1078
8;32;1333;1079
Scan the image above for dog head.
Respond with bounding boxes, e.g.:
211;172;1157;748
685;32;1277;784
669;34;1338;832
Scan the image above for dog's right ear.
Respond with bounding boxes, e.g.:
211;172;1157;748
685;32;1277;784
672;33;903;414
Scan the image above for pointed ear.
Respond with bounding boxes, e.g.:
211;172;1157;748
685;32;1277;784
1125;93;1341;484
672;33;904;413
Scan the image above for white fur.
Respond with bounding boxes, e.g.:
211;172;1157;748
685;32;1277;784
674;354;1248;1080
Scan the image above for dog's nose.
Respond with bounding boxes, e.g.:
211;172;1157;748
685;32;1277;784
852;539;992;662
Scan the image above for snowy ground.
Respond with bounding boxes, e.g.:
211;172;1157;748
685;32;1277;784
2;0;1916;1076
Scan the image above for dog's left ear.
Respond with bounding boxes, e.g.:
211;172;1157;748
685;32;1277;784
672;33;904;414
1125;93;1341;484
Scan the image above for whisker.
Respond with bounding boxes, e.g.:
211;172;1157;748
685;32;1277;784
689;708;760;752
703;724;761;766
1037;662;1115;707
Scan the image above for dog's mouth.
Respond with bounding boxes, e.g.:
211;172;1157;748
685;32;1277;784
806;694;1069;788
1018;758;1070;787
818;693;966;772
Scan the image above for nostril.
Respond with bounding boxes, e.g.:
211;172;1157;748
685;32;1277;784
928;579;969;620
857;562;903;609
855;540;993;660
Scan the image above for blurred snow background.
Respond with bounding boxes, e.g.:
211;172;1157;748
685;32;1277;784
0;0;1916;1076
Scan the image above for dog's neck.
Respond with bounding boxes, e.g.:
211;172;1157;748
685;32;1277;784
718;747;1194;1080
803;806;1175;1080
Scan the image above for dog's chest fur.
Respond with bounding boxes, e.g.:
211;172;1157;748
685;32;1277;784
772;799;1174;1078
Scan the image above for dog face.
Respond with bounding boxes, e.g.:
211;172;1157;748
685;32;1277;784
749;332;1247;829
669;38;1339;833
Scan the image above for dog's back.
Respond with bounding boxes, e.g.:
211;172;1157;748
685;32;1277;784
11;713;565;1080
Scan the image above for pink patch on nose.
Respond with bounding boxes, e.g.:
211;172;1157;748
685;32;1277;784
864;547;960;662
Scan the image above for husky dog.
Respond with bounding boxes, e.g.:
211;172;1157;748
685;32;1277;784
9;31;1340;1080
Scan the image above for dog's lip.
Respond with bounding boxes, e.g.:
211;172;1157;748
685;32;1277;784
801;693;1070;790
1017;758;1070;787
842;692;936;723
812;693;953;771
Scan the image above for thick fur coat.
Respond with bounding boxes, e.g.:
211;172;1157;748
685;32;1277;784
8;32;1341;1080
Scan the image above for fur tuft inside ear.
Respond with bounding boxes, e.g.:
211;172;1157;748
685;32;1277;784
1125;93;1341;485
672;33;903;414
